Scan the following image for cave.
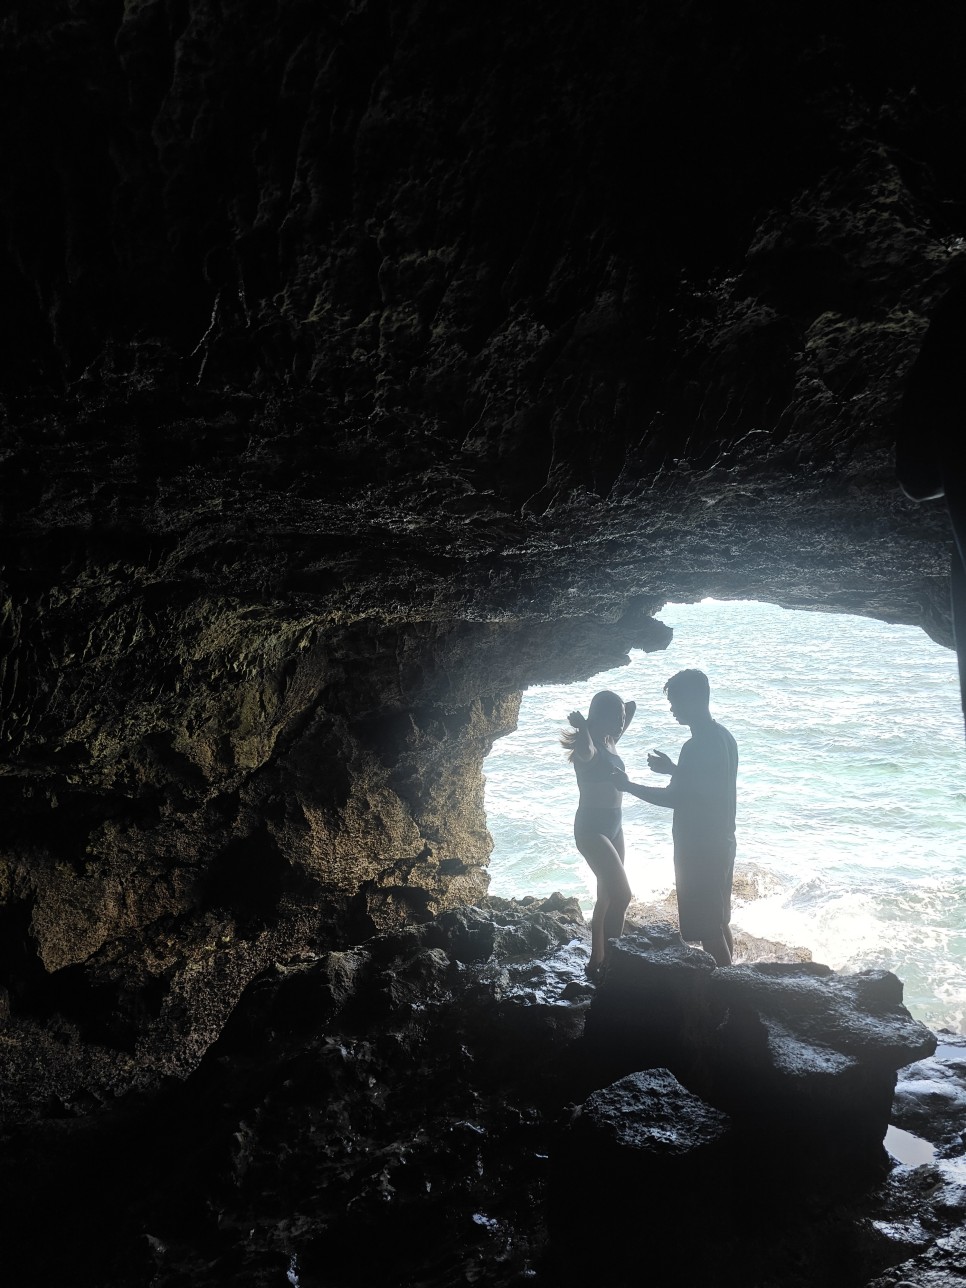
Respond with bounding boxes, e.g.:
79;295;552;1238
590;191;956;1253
2;3;966;1285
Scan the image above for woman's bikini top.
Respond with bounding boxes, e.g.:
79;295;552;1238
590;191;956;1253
573;743;624;785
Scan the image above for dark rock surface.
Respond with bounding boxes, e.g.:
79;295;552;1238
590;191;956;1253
0;900;958;1288
0;897;593;1287
570;1067;732;1159
2;3;966;1284
586;929;936;1183
707;964;938;1163
892;1035;966;1150
562;932;960;1288
867;1226;966;1288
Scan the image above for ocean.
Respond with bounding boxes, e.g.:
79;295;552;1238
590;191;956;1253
484;599;966;1035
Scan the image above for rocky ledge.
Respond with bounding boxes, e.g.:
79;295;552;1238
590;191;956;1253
587;928;936;1177
2;899;959;1288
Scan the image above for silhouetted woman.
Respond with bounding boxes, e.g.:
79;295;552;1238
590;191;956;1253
563;690;636;978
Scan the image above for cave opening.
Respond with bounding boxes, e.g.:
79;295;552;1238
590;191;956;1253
484;599;966;1034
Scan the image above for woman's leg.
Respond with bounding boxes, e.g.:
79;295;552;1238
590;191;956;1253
590;892;607;971
575;831;631;968
603;828;629;942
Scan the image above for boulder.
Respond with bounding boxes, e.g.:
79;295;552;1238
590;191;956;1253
583;925;718;1082
568;1066;732;1172
707;965;936;1176
553;1069;733;1285
866;1226;966;1288
585;927;936;1184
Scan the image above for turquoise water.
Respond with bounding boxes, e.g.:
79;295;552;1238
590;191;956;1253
484;600;966;1034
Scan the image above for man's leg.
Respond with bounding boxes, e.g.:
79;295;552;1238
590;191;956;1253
700;928;732;967
679;853;734;966
706;856;736;965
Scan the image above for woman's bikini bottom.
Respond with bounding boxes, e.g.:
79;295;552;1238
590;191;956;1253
573;805;623;843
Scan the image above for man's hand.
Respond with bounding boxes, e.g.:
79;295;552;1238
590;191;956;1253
568;710;588;730
647;749;675;775
611;768;631;790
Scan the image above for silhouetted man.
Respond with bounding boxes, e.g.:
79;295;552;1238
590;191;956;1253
614;669;738;966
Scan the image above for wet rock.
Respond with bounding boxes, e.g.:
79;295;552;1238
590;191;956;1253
731;929;814;964
552;1070;733;1286
0;898;959;1288
707;964;936;1179
0;0;960;1139
585;929;935;1185
866;1225;966;1288
2;2;966;1284
892;1036;966;1148
1;897;591;1286
626;882;814;964
569;1067;731;1165
883;1156;966;1231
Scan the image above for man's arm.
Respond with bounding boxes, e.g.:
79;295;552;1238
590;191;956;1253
611;768;676;808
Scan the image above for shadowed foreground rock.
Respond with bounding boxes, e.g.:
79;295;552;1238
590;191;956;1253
552;927;951;1287
586;928;936;1181
558;1067;733;1232
1;902;959;1288
0;897;594;1287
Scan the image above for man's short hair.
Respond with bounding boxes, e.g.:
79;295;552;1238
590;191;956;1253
663;669;711;704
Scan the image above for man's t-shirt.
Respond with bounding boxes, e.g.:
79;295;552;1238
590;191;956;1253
669;720;738;858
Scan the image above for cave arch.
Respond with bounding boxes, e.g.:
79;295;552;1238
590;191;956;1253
483;599;965;1031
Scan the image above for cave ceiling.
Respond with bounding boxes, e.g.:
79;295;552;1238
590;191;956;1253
2;0;959;639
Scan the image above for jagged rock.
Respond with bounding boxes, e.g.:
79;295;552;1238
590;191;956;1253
891;1037;966;1148
626;864;814;963
866;1226;966;1288
731;929;814;964
582;925;719;1089
551;1069;733;1284
585;928;935;1183
707;964;936;1179
0;0;960;1111
569;1066;731;1164
0;899;958;1288
0;897;590;1286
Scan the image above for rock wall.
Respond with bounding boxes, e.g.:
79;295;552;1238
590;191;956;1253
2;1;965;1105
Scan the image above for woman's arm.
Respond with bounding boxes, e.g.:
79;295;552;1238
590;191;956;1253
567;710;595;761
616;700;636;741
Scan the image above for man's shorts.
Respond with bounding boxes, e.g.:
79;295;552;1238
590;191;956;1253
673;850;735;943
